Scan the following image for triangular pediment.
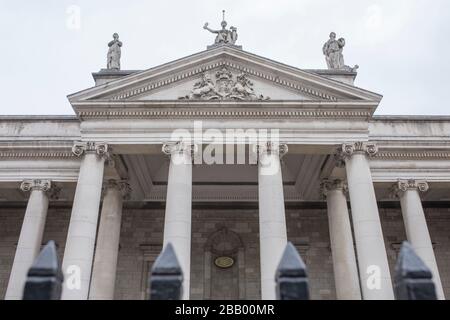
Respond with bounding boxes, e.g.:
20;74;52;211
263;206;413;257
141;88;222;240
68;45;382;104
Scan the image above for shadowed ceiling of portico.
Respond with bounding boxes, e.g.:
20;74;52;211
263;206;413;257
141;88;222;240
121;153;333;202
116;153;450;203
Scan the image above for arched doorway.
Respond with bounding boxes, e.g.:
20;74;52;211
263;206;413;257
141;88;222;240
204;227;245;299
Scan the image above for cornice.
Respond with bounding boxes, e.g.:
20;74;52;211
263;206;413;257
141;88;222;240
0;146;76;159
0;139;77;159
75;104;374;120
373;150;450;160
371;115;450;122
0;115;79;121
0;151;75;159
72;100;378;108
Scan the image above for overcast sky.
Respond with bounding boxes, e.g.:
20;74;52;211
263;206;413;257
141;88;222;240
1;0;449;115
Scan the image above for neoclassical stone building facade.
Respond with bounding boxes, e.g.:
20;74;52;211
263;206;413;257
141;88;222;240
1;28;450;300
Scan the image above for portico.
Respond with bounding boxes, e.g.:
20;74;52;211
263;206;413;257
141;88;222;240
1;33;450;300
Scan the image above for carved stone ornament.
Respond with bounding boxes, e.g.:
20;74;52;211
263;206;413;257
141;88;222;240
103;179;132;200
179;66;269;101
20;179;52;192
320;179;348;199
162;141;198;157
340;142;378;158
254;142;288;159
72;142;109;158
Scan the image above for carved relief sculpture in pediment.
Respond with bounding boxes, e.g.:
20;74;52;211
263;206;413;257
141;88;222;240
179;66;270;101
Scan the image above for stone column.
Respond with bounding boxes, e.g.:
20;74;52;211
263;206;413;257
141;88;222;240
162;141;195;300
321;179;361;300
89;180;130;300
256;142;288;300
340;142;394;300
5;179;52;300
395;179;445;300
61;142;108;300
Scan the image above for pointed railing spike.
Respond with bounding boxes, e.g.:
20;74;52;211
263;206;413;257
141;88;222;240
394;241;437;300
149;243;183;300
275;242;309;300
23;240;63;300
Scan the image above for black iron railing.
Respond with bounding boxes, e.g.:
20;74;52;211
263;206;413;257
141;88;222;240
22;240;438;300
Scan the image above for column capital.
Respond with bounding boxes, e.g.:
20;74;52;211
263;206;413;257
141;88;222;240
320;179;348;198
20;179;52;192
339;142;378;159
72;142;109;159
393;179;429;198
162;141;197;157
103;179;132;200
253;142;288;159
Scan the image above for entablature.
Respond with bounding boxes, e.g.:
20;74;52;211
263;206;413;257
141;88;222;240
74;100;377;120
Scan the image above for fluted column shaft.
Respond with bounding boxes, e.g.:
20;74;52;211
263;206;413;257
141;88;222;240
5;180;51;300
162;141;194;300
61;142;108;300
341;142;394;300
396;180;445;299
89;180;130;300
257;142;288;300
322;179;361;300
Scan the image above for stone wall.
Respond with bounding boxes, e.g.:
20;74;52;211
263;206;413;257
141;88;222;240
190;209;260;300
113;208;335;300
379;206;450;297
286;209;336;300
0;209;23;298
114;209;165;300
0;205;450;300
428;208;450;296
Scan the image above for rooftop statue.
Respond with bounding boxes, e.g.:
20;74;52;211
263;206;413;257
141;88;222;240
322;32;358;72
204;10;240;49
107;33;122;70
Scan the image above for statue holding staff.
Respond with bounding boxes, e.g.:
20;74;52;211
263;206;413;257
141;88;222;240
204;10;238;46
